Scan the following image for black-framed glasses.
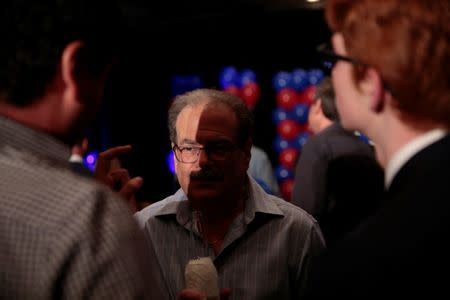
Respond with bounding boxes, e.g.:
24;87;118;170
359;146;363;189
172;143;238;164
316;43;395;95
316;43;365;70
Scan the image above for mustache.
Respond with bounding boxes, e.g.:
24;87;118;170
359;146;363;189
190;169;223;180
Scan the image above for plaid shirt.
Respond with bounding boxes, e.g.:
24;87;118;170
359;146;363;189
0;116;164;299
135;177;326;300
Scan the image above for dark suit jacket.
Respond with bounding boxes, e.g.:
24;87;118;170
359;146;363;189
292;123;383;244
306;134;450;298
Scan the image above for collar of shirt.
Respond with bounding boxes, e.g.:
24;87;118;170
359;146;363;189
152;176;285;227
69;154;84;163
385;128;447;188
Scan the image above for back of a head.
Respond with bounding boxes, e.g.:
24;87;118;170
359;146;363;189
325;0;450;128
0;0;123;107
168;88;254;147
314;77;339;122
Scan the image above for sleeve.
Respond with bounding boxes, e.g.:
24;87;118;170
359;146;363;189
49;188;167;300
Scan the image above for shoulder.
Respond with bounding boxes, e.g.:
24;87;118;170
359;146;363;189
2;159;144;253
273;196;319;227
1;158;132;231
251;146;269;158
250;146;270;164
295;134;329;167
302;128;341;154
134;189;185;228
262;195;325;249
254;180;321;232
51;174;139;240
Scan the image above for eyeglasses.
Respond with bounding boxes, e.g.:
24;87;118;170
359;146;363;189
316;43;365;70
172;143;238;164
316;43;395;95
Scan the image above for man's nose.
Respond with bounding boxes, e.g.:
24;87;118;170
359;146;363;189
197;149;211;167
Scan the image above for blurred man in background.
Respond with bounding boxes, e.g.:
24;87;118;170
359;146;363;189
292;77;383;245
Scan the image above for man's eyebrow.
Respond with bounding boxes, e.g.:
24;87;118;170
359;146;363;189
179;139;198;145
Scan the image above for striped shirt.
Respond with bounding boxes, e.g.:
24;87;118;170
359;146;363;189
135;177;326;300
0;116;164;299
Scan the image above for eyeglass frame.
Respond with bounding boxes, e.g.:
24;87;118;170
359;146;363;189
316;43;365;70
172;142;239;164
316;43;395;96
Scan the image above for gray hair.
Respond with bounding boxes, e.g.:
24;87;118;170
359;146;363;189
168;88;254;147
314;77;340;122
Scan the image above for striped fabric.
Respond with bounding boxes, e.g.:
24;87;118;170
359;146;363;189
0;116;164;299
136;177;326;300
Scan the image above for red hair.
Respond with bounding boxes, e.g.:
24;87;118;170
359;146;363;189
326;0;450;127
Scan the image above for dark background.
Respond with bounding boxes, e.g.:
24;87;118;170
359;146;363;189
90;0;331;202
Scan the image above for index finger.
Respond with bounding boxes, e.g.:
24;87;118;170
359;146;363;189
94;145;132;180
99;145;132;161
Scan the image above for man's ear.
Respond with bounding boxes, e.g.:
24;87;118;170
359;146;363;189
171;142;179;169
315;99;324;115
60;40;109;106
60;40;85;104
360;68;385;113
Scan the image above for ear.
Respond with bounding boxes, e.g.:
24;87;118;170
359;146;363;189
171;142;179;168
60;40;85;105
60;40;110;106
360;68;385;113
315;99;323;115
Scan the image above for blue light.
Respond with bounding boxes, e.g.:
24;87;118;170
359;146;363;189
219;66;239;89
84;151;98;172
166;151;175;175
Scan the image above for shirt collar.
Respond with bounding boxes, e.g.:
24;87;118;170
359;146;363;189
385;128;447;188
69;154;84;163
244;176;284;224
152;176;285;225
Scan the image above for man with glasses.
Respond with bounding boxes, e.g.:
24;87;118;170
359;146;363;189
135;88;325;299
306;0;450;298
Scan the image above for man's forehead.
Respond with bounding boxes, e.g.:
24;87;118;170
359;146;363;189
177;102;234;125
176;102;238;142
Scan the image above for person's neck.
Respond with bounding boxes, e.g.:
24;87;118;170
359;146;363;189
193;185;247;252
371;112;445;167
313;117;333;134
0;97;73;145
200;196;244;229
